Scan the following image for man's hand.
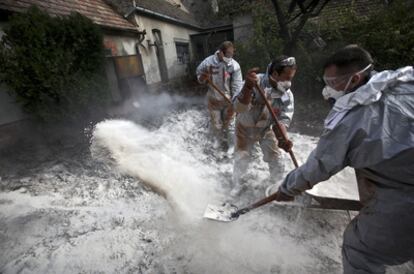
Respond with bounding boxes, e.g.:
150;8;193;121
238;67;259;104
278;138;293;152
244;67;259;90
273;123;293;152
274;190;295;202
199;71;211;83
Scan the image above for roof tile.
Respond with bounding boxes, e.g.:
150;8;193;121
0;0;137;32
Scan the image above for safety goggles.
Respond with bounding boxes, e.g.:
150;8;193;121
323;64;372;88
280;57;296;66
323;74;351;88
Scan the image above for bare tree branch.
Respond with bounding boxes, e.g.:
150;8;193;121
268;0;331;54
286;0;330;24
310;0;331;17
270;0;292;41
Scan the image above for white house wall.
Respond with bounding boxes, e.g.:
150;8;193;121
134;15;197;84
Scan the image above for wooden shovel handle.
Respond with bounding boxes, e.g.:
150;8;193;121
206;78;232;105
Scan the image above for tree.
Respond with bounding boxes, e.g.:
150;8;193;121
270;0;330;54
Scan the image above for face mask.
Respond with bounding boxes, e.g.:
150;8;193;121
322;85;345;101
222;56;232;64
277;81;291;92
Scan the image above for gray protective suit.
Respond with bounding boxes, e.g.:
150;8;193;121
196;52;243;146
232;73;294;185
280;66;414;273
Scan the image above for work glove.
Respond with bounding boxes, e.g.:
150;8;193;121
272;107;280;116
226;104;235;117
238;67;259;104
273;122;293;152
244;67;259;89
274;190;295;202
199;71;210;83
278;138;293;152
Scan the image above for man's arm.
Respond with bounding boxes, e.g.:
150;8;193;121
280;121;353;196
278;91;294;128
196;57;210;84
230;62;243;98
232;68;259;113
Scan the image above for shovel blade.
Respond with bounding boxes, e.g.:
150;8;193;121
203;203;239;222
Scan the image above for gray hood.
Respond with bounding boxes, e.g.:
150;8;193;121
325;66;414;129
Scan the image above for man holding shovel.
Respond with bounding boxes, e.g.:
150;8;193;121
273;45;414;273
231;56;297;196
196;41;243;151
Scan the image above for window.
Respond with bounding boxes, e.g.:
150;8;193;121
175;42;190;64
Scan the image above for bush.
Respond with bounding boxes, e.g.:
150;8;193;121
228;0;413;99
0;6;109;123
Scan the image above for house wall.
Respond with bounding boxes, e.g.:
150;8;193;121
103;33;149;100
0;21;27;126
133;15;197;84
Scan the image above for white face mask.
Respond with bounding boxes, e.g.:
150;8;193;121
322;85;345;101
277;81;291;92
222;56;232;64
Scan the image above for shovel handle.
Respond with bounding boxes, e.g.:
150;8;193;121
254;82;299;168
235;191;280;217
206;78;233;105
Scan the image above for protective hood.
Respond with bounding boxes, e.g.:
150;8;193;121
333;66;414;112
260;62;273;88
325;66;414;129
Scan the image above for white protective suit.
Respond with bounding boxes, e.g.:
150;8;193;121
280;66;414;273
196;52;243;146
232;72;294;185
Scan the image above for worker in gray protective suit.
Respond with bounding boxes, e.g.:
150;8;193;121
231;56;296;195
196;41;243;150
272;45;414;274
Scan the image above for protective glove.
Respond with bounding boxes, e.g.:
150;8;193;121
244;67;259;89
199;71;210;83
238;67;259;104
274;189;295;202
272;107;280;116
278;138;293;152
226;104;235;117
273;122;293;152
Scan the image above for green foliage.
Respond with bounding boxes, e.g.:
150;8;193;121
322;0;414;71
0;6;109;123
223;0;413;99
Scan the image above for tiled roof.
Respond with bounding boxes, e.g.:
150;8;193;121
0;0;137;32
104;0;231;30
134;0;202;29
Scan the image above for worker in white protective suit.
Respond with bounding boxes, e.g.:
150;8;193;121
231;56;297;196
272;45;414;274
196;41;243;151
